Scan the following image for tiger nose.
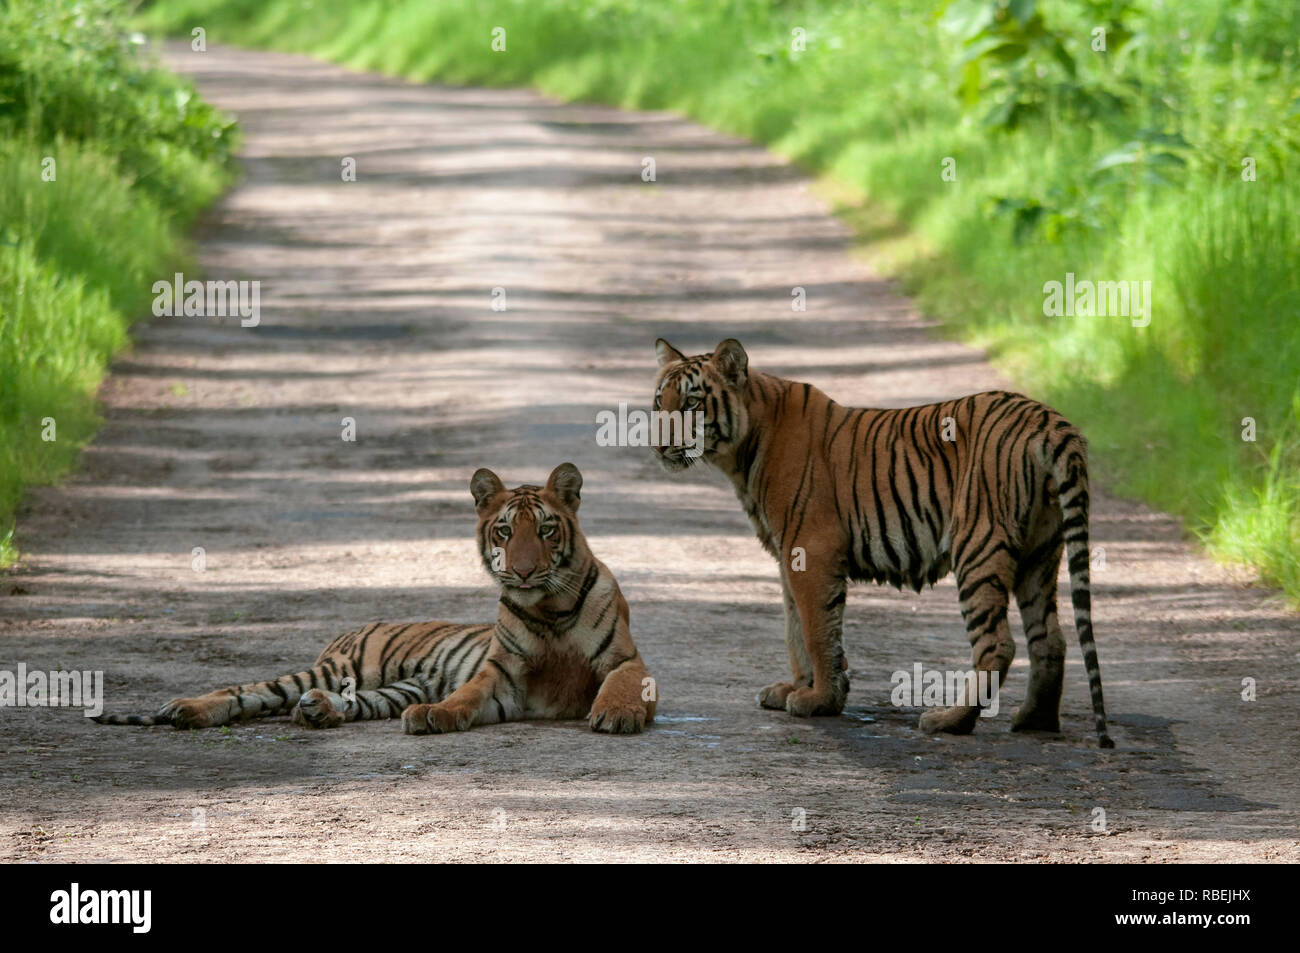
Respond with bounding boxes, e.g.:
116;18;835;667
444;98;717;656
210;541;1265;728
514;559;538;580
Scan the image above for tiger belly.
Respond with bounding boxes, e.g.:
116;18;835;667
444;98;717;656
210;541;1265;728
846;538;952;593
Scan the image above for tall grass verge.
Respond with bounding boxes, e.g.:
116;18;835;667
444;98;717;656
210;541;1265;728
0;0;235;566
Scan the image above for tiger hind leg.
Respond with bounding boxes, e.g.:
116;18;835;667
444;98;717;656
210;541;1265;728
292;678;433;729
919;555;1015;735
153;672;319;729
1010;534;1066;733
118;660;354;729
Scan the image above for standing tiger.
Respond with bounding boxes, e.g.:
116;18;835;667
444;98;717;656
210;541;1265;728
652;338;1113;747
95;463;656;735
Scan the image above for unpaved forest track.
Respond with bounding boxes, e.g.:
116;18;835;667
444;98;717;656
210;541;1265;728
1;44;1296;862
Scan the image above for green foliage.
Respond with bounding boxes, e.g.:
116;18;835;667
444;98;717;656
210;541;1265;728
991;128;1194;243
0;0;234;566
1090;129;1193;188
0;0;236;204
940;0;1138;129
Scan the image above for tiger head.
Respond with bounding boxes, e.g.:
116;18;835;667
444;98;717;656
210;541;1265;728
651;337;750;472
470;462;589;606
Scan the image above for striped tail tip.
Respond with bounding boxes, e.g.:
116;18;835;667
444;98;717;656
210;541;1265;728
91;713;169;726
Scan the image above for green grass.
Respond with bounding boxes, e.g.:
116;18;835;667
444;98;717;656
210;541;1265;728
0;0;235;566
139;0;1299;599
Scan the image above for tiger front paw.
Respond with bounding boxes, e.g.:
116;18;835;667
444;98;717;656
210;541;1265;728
918;705;980;735
589;697;647;734
402;702;473;735
757;681;796;710
784;685;843;717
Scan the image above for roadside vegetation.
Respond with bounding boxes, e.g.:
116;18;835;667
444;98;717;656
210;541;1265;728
0;0;236;564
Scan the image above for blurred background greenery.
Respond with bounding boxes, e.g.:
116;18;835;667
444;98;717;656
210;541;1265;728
4;0;1297;602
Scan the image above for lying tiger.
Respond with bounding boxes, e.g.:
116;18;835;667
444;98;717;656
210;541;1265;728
96;463;656;735
652;338;1113;747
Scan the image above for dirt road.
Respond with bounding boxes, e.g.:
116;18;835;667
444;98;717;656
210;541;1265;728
2;44;1296;862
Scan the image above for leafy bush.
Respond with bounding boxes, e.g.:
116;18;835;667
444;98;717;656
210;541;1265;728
0;0;236;205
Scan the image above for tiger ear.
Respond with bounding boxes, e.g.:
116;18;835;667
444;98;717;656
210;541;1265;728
655;338;687;367
546;462;583;513
711;338;748;387
470;468;506;513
